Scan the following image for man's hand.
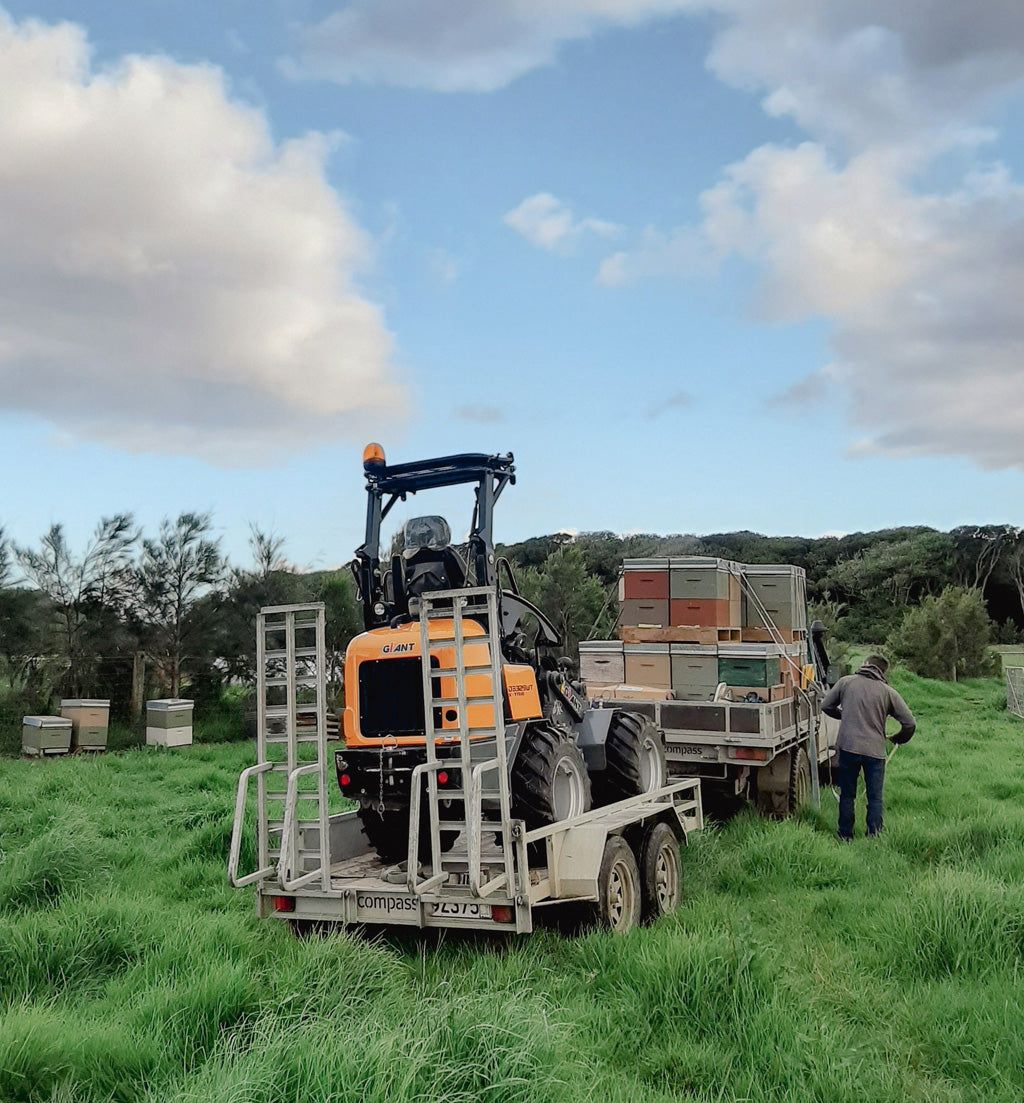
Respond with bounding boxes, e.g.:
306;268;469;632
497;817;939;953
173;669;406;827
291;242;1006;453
890;726;914;745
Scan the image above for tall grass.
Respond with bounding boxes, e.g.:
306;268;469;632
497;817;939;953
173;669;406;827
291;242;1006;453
0;671;1021;1101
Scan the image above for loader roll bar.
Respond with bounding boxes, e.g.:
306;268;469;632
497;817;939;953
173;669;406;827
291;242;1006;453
354;449;516;630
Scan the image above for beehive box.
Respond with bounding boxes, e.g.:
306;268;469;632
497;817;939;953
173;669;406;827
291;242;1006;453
621;559;670;600
620;598;670;627
61;698;110;751
718;654;782;687
670;598;735;629
146;699;194;747
623;643;672;689
666;644;715;688
22;716;72;756
579;641;625;685
742;564;807;633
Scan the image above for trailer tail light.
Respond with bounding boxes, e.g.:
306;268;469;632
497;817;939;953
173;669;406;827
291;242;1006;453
273;896;296;913
491;905;514;924
437;771;449;785
730;747;770;761
339;773;352;787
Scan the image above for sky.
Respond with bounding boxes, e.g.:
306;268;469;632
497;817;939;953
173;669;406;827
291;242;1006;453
2;0;1024;571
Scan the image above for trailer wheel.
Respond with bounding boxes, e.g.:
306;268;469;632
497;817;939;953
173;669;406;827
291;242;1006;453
639;821;682;922
789;745;812;813
510;721;592;829
593;711;668;806
357;805;458;863
590;835;641;934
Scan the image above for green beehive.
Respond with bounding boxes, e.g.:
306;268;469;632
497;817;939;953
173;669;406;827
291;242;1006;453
61;699;110;751
669;556;734;600
718;643;784;687
22;716;73;756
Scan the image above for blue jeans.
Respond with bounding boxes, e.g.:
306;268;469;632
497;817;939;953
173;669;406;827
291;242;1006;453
837;750;886;839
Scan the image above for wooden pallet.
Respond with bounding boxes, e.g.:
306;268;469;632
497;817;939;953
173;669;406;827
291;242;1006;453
740;627;807;644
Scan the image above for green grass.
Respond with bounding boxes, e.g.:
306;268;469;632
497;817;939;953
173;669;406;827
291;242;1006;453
1;672;1023;1101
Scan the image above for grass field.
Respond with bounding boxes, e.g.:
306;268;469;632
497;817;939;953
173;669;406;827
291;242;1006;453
2;669;1023;1102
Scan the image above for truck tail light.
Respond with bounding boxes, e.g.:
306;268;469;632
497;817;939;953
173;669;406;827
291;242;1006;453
731;747;770;761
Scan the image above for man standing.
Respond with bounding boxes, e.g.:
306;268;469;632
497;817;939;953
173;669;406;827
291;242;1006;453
821;655;916;841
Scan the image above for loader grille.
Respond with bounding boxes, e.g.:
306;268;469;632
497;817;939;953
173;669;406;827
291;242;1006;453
358;658;426;737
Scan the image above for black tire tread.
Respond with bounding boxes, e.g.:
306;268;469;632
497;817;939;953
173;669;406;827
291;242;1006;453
639;821;682;922
594;710;667;806
788;745;812;815
510;721;592;829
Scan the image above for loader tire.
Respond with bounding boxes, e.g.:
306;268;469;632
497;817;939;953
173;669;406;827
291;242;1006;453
593;711;668;806
511;721;592;830
357;804;458;864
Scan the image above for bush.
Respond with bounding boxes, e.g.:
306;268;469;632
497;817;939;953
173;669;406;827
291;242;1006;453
887;586;1000;681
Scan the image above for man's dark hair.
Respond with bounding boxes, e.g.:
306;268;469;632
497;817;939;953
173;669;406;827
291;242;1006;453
865;654;890;675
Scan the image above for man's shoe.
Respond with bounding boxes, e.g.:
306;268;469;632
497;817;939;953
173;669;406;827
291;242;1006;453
837;833;853;843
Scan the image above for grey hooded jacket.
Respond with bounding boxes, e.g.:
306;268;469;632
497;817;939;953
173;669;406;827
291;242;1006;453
821;664;916;759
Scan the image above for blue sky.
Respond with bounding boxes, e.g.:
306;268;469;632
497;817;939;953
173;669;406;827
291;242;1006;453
2;1;1024;569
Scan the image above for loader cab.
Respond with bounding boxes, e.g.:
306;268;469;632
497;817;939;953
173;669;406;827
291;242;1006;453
352;444;515;630
350;443;564;666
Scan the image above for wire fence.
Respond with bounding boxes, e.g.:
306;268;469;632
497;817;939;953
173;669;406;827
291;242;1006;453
1006;667;1024;718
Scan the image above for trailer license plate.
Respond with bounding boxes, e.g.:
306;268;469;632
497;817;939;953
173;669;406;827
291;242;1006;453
430;901;491;919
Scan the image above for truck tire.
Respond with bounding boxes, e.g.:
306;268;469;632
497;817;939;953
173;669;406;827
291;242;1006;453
789;745;812;813
510;721;592;830
593;711;668;806
589;835;641;934
357;804;458;863
639;821;682;922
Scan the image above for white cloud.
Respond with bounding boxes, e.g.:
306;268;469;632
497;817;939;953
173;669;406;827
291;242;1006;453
285;0;699;92
0;11;403;463
591;2;1024;469
504;193;618;251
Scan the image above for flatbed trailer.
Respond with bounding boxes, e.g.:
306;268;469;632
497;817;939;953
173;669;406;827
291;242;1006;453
228;603;703;935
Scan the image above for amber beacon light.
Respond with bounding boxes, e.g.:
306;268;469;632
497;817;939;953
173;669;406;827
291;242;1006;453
362;442;386;469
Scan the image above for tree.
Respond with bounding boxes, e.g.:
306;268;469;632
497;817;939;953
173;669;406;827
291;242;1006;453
139;513;223;696
517;544;614;662
316;570;363;703
15;515;138;697
887;586;999;681
248;523;288;577
950;524;1018;591
825;530;954;639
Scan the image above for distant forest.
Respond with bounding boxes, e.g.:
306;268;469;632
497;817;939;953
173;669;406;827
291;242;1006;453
498;525;1024;645
2;518;1020;734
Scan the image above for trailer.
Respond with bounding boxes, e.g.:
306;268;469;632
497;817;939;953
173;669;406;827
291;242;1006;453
228;602;702;935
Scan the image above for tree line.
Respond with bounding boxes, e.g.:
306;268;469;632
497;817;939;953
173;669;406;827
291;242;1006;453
498;524;1024;646
0;517;1017;732
0;514;362;727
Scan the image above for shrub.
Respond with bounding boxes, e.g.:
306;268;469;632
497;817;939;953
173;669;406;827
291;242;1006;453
887;586;1000;681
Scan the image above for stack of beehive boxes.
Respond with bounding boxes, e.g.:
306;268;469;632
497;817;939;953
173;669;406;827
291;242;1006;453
580;557;809;702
